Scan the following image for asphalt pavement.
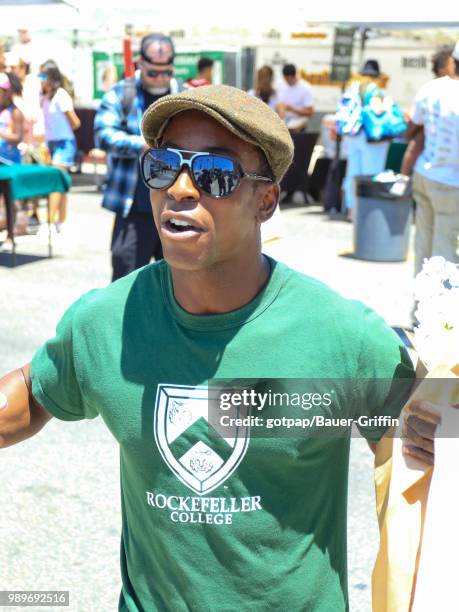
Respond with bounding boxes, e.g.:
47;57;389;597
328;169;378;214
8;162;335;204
0;176;416;612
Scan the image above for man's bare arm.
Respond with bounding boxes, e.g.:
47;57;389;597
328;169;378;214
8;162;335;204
284;104;314;117
400;130;424;176
0;363;53;449
404;120;423;143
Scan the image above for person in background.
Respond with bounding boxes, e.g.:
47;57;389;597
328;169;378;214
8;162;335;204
0;72;23;164
276;63;314;133
11;28;36;72
248;65;284;238
5;51;45;226
94;32;183;282
39;60;80;232
431;45;456;78
4;51;29;86
5;51;43;150
405;41;459;282
0;72;24;251
186;57;214;88
276;63;314;204
341;59;390;222
248;65;278;110
401;46;455;177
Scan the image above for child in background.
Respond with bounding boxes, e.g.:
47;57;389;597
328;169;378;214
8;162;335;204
39;60;80;231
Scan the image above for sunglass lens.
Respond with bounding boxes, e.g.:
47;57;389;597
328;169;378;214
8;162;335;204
192;155;239;197
143;149;181;189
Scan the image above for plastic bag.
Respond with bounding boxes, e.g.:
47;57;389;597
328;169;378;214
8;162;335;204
361;83;407;141
335;81;363;136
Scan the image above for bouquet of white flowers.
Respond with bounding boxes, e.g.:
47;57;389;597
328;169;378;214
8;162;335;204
413;256;459;370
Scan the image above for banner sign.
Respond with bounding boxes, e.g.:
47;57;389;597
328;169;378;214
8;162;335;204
330;27;356;82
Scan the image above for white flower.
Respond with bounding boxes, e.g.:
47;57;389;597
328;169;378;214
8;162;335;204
421;256;448;277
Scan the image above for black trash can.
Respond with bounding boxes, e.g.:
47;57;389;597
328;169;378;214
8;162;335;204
353;175;413;262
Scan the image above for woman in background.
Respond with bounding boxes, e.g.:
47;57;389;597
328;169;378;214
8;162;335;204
0;72;24;250
0;71;23;163
5;51;45;226
249;65;285;241
248;65;278;110
5;51;44;158
40;60;80;231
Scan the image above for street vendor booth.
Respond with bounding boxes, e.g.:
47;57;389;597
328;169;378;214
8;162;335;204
0;164;71;266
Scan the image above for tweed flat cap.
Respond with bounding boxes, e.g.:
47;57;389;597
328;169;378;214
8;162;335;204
141;84;294;182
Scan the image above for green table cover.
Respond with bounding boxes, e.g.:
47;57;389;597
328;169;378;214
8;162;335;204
0;164;71;200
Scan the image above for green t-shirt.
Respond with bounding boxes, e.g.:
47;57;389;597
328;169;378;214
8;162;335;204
31;258;414;612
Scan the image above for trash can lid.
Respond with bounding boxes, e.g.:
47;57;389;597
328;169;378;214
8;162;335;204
356;174;412;200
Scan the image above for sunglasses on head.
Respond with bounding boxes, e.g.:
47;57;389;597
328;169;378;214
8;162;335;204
146;68;173;78
140;147;273;199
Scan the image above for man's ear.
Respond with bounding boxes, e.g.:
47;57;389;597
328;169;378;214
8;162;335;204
256;183;280;223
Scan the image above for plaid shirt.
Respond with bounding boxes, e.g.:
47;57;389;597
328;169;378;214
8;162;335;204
94;77;182;217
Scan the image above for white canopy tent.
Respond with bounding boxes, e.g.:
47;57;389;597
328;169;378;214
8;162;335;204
70;0;459;30
1;1;458;35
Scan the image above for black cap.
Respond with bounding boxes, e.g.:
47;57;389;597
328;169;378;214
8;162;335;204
360;59;381;77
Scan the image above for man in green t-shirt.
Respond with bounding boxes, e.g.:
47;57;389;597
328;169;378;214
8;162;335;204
0;86;439;611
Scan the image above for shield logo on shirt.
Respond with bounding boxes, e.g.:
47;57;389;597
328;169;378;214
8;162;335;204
154;384;250;496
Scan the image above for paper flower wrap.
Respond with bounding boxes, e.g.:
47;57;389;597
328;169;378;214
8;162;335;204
373;257;459;612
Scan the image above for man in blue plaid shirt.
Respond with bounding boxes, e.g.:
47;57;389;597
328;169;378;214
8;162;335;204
94;33;182;281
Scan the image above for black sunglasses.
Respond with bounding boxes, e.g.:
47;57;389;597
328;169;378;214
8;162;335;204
146;69;173;78
140;148;273;199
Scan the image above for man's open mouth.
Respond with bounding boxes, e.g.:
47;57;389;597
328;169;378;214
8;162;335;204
163;218;203;233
